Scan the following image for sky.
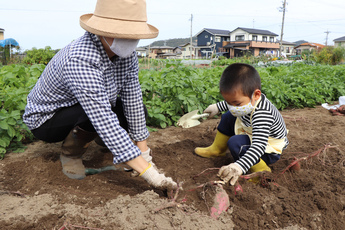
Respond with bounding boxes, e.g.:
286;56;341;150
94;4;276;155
1;0;345;51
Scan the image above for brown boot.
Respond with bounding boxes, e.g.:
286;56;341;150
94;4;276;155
61;126;97;179
94;135;106;147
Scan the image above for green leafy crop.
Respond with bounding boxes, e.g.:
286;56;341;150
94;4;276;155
139;62;223;128
0;64;45;158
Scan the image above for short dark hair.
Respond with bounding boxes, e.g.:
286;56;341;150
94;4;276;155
219;63;261;97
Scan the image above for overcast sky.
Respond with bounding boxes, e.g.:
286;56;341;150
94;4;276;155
1;0;344;51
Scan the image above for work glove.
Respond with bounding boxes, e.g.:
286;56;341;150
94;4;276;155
131;148;156;177
140;163;178;190
217;163;243;185
142;147;154;164
204;103;219;118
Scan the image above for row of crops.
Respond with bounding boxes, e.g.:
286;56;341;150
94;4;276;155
1;61;345;157
140;62;345;126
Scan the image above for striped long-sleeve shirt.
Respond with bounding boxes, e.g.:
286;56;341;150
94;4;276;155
23;32;149;164
217;94;289;173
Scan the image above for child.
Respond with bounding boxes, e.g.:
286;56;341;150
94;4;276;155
195;63;289;185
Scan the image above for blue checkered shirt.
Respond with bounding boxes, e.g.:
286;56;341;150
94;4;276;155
23;32;149;164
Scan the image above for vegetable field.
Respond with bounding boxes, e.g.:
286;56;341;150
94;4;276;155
140;62;345;128
1;61;345;157
1;60;345;229
1;105;345;229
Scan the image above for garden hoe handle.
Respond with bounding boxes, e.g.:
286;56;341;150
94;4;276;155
85;165;122;175
191;113;210;120
177;110;210;128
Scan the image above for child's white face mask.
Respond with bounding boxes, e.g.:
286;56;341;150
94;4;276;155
227;96;255;117
104;37;139;58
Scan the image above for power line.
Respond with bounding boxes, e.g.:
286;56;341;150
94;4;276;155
0;8;87;13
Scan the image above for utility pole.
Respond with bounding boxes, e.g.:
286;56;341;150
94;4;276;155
325;30;330;46
279;0;287;57
148;44;151;68
190;14;193;59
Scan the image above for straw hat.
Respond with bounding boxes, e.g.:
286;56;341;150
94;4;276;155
80;0;158;39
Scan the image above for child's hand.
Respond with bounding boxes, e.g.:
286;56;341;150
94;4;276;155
204;104;219;118
217;163;243;185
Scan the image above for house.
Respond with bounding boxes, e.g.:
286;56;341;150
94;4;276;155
293;40;308;47
179;42;197;59
333;36;345;48
277;40;296;57
173;46;182;57
294;42;325;55
136;47;148;58
195;28;230;58
148;46;176;59
0;28;4;40
223;27;279;58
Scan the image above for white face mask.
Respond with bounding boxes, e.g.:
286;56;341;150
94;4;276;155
227;96;255;117
228;102;254;117
103;37;139;58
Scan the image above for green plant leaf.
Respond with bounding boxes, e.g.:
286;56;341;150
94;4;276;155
0;121;9;130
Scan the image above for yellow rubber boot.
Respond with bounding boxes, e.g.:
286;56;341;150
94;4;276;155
248;158;271;184
194;131;230;158
250;158;271;173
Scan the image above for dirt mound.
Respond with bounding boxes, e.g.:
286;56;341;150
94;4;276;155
1;106;345;229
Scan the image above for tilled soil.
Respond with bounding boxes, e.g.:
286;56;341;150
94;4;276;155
0;106;345;229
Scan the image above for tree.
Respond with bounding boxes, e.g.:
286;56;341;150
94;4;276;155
22;46;57;65
315;46;345;65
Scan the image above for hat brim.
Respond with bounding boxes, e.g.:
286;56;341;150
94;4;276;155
80;14;158;39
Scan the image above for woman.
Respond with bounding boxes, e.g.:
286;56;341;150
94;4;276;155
23;0;177;190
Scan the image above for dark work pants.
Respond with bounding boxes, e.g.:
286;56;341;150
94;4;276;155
217;111;280;165
31;98;148;143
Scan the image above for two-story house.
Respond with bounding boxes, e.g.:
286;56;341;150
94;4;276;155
223;27;279;58
277;40;296;57
195;28;230;58
333;36;345;48
178;42;197;59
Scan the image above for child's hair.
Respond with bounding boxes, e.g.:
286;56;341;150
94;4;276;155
219;63;261;97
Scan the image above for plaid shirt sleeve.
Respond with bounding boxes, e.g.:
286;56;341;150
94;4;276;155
63;56;143;164
118;55;149;141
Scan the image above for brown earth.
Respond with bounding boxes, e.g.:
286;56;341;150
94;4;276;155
1;105;345;230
